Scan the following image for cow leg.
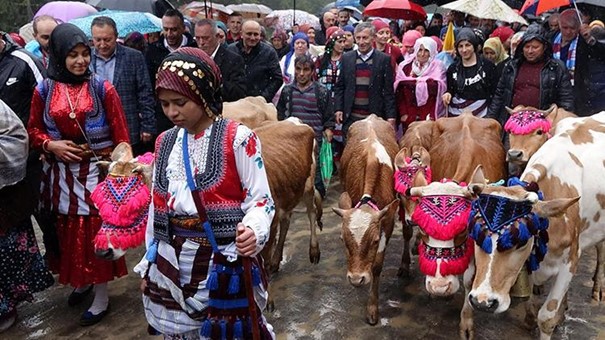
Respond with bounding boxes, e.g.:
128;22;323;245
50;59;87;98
306;188;321;264
592;241;605;301
524;275;538;331
315;188;323;231
459;262;476;340
366;252;386;325
537;262;575;339
263;216;279;312
398;222;413;277
269;209;291;273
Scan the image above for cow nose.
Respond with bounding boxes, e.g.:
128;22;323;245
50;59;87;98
95;248;114;260
429;281;452;296
469;294;499;313
507;149;523;161
347;273;367;287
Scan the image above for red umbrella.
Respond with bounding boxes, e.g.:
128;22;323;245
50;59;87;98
363;0;427;20
520;0;568;15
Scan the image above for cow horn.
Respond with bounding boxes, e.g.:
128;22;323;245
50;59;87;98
505;106;514;115
543;104;557;116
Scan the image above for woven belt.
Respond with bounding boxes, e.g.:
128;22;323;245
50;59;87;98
169;217;234;246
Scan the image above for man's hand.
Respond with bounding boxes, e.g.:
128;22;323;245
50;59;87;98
236;223;257;257
324;129;333;142
335;111;344;124
580;24;595;45
140;132;153;143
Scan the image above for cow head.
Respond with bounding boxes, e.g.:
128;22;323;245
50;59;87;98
333;193;399;287
91;143;154;260
467;167;579;314
505;105;556;165
407;169;480;297
394;146;432;225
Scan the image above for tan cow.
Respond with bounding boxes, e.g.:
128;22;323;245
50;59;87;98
223;96;278;129
332;115;399;325
254;118;321;310
461;113;605;339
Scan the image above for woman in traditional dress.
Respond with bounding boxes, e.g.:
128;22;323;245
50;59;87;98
27;23;130;326
134;47;275;339
394;37;447;133
0;100;54;332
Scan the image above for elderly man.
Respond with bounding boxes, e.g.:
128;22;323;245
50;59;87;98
487;23;574;126
226;12;243;44
194;19;246;102
334;22;396;135
554;9;605;116
315;11;336;45
24;15;58;68
146;9;197;133
90;16;156;154
227;20;283;103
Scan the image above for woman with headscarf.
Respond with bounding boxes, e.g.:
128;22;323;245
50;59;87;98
483;37;510;79
373;19;404;71
394;37;447;132
27;23;130;326
133;47;275;339
0;100;54;333
271;29;290;59
279;32;310;85
401;29;423;59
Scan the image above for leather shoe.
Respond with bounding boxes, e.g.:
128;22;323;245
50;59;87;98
79;305;109;327
67;285;93;307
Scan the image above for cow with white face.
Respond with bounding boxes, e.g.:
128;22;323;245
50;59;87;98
333;115;399;325
406;171;477;297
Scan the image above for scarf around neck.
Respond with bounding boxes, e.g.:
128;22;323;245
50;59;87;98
553;32;577;81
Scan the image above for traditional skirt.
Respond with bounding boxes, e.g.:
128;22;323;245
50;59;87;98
142;218;273;339
49;215;127;287
0;219;54;318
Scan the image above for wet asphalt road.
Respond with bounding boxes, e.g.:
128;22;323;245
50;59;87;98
4;181;605;340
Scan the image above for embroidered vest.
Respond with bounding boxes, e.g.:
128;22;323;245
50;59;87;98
153;119;246;242
38;75;113;151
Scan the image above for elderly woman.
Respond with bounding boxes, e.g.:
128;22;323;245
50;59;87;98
28;23;130;326
0;100;54;332
134;47;275;339
279;32;310;85
487;24;574;127
271;30;290;59
394;37;447;132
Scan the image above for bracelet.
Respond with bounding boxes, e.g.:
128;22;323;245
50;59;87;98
42;139;51;153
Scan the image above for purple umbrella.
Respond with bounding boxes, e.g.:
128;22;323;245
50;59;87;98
35;1;98;23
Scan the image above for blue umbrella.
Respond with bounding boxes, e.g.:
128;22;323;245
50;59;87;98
336;0;361;7
69;10;162;38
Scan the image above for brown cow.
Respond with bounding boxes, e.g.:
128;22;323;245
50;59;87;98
254;118;321;310
332;115;399;325
223;96;278;129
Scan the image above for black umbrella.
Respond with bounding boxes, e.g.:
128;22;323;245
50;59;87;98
86;0;175;17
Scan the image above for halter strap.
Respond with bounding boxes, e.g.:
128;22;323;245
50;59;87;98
354;194;380;211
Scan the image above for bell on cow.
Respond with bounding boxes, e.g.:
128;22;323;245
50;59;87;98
510;269;531;298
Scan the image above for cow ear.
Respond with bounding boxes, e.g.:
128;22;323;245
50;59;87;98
417;146;431;166
332;207;345;218
394;148;408;169
378;199;399;221
533;197;580;218
111;142;133;162
468;165;486;197
338;192;352;209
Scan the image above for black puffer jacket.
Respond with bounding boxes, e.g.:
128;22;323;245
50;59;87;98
486;24;574;126
227;41;283;103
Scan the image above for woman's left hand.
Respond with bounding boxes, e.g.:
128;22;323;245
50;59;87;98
236;223;257;257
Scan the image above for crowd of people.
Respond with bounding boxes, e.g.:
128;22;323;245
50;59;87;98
0;3;604;339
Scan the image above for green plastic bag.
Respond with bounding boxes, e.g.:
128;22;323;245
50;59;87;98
320;137;333;188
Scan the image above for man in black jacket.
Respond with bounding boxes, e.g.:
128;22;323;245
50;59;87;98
486;23;574;127
145;9;198;133
227;20;283;103
333;22;396;136
194;19;246;102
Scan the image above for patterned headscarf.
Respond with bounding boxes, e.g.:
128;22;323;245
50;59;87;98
325;28;345;57
155;47;223;119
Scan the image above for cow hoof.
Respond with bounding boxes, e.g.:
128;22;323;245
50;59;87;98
365;308;379;325
267;262;280;274
459;328;474;340
266;300;275;313
533;285;544;295
397;266;410;278
317;219;323;232
309;248;320;264
591;286;604;302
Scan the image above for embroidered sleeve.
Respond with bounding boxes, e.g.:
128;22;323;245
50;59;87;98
27;88;52;151
234;125;274;255
103;82;130;145
133;167;156;278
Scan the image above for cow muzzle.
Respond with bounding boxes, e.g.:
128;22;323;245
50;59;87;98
425;275;460;296
347;271;371;287
506;149;525;163
469;293;499;313
95;247;127;261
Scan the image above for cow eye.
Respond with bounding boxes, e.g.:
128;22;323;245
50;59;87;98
536;130;543;135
